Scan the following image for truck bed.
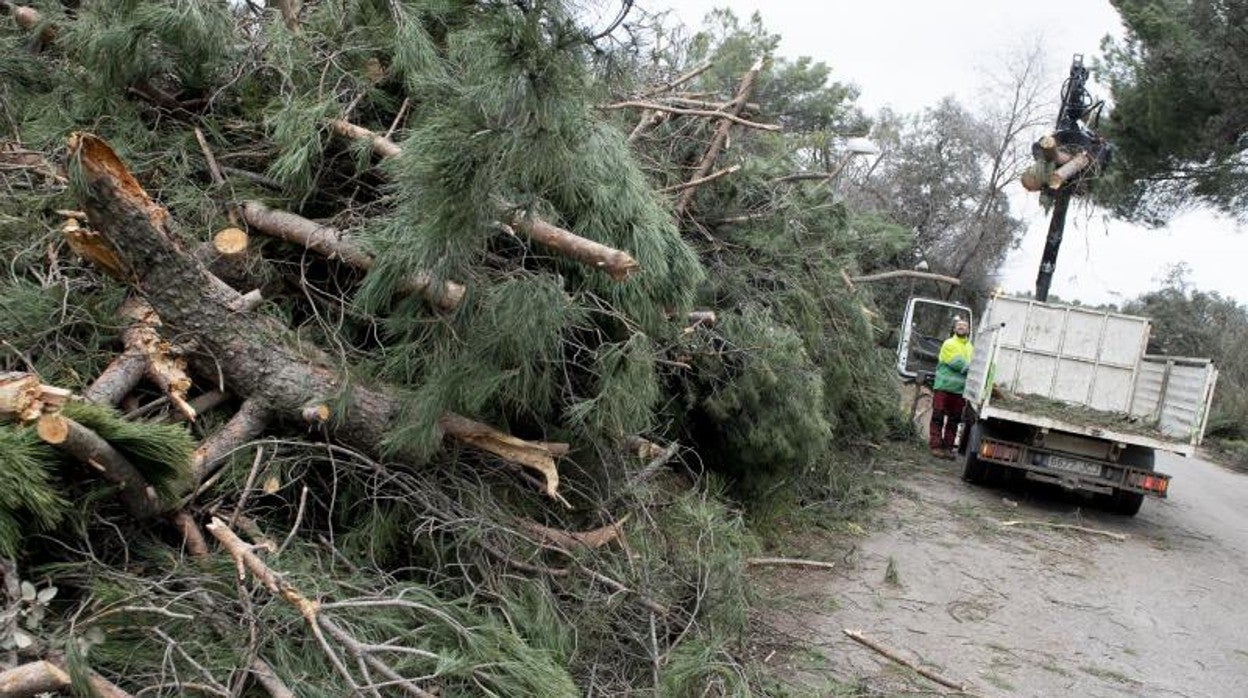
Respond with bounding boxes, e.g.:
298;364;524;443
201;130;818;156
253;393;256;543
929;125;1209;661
979;404;1196;457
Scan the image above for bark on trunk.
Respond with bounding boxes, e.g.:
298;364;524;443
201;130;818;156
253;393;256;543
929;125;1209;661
239;201;464;310
69;133;565;500
0;660;71;696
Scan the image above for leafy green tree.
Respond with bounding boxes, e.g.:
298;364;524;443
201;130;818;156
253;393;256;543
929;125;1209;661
1123;264;1248;441
1097;0;1248;223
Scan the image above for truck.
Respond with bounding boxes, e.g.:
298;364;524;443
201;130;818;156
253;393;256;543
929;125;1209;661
956;295;1218;515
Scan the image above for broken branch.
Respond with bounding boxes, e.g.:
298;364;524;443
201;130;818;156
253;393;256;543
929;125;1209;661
674;57;765;217
997;520;1128;541
602;102;779;132
849;270;961;287
746;557;837;571
842;629;978;695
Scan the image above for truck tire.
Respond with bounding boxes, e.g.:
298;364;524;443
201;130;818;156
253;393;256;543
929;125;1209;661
961;422;987;484
1109;491;1145;516
1101;449;1154;517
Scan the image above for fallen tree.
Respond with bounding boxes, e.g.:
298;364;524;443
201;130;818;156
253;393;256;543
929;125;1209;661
69;133;566;501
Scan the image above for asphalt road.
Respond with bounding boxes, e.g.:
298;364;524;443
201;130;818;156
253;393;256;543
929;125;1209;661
761;451;1248;697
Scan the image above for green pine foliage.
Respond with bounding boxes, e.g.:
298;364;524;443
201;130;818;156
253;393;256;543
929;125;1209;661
60;401;194;499
1;1;918;694
0;427;68;557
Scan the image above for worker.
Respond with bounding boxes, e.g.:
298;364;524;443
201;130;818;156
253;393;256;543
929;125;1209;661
930;317;973;459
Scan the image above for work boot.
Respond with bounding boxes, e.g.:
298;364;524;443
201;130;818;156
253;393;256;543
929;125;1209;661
929;447;951;460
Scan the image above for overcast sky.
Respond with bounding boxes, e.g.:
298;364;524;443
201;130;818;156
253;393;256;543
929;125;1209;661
643;0;1247;306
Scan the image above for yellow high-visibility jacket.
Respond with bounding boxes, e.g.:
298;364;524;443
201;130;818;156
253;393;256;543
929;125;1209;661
934;335;973;394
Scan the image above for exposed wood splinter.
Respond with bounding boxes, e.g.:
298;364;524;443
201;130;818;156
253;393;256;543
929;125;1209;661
519;513;631;550
0;372;72;423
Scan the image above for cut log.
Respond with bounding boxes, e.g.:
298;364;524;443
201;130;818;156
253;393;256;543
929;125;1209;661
301;402;330;425
674;57;765;217
507;211;640;281
213;227;248;255
41;415;164;519
325;125;639;282
328;119;402;159
69;133;565;499
1048;151;1092;189
35;411;68;442
9;5;56;47
239;201;464;311
1037;134;1059;162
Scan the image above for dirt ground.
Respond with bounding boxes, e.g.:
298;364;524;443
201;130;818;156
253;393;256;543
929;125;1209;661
754;448;1248;697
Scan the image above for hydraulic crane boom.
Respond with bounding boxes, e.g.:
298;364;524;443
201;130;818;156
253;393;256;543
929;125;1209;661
1023;55;1111;301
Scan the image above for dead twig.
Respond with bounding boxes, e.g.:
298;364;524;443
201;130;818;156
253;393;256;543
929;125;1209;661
842;629;979;695
746;557;837;571
997;520;1128;541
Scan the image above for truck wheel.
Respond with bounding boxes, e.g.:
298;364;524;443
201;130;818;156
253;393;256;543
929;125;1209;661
1110;491;1145;516
961;422;987;484
1106;448;1153;516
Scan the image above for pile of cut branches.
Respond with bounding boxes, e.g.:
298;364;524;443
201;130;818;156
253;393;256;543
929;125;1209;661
0;2;902;694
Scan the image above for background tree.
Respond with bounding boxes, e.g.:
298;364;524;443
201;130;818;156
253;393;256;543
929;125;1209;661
845;46;1049;319
1122;264;1248;462
1097;0;1248;224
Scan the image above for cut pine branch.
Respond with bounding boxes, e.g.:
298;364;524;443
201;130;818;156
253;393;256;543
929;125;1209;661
239;201;464;310
328;119;401;159
69;133;567;500
329;120;640;282
507;210;640;281
37;412;165;519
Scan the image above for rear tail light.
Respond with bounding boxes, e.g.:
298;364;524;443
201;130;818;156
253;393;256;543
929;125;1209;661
1126;471;1170;494
979;441;1021;463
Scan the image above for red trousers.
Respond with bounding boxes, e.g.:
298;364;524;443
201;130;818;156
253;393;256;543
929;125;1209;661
929;390;966;450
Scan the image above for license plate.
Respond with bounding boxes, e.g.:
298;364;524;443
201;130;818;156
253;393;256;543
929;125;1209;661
1046;455;1102;478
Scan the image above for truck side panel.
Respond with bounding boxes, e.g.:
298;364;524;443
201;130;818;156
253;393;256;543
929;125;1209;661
984;297;1149;413
1129;357;1219;443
